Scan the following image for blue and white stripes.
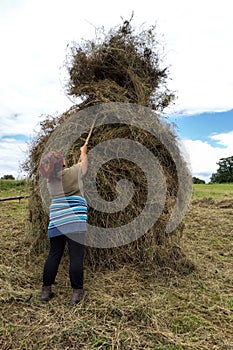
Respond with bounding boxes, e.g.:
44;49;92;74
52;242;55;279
48;196;87;238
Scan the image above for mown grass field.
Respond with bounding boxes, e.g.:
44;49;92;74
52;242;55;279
0;181;233;349
192;183;233;200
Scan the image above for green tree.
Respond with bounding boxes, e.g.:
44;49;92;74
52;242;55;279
210;156;233;183
1;174;15;180
192;177;205;184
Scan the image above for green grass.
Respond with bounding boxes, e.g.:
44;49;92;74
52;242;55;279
0;179;29;197
2;180;233;201
192;183;233;200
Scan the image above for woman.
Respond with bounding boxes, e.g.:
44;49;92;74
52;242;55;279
39;145;88;305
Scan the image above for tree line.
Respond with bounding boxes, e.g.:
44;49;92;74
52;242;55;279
210;156;233;183
193;156;233;184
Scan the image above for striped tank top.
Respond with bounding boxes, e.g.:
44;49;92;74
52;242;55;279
48;195;87;238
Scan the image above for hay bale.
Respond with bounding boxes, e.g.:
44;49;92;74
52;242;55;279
24;19;194;273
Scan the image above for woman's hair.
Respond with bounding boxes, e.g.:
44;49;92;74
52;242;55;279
39;150;65;182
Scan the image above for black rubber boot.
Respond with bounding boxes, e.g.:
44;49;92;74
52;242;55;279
41;285;54;302
70;289;86;305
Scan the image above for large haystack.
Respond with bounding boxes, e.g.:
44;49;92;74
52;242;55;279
25;19;194;273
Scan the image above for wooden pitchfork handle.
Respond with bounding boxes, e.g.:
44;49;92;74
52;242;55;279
84;118;96;146
78;118;96;162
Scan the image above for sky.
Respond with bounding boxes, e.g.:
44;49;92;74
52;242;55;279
0;0;232;183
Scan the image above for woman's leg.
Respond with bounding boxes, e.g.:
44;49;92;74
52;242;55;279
66;233;85;289
42;235;67;286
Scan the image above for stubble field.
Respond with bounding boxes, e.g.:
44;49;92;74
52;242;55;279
0;182;233;349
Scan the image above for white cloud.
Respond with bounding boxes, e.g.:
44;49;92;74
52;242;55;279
1;0;233;119
182;130;233;182
159;1;233;114
0;137;28;179
210;131;233;148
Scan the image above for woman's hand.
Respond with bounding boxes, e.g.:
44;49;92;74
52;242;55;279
80;145;88;155
79;145;88;175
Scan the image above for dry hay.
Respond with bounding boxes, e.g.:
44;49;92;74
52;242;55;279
24;19;194;274
192;197;233;209
64;18;175;110
191;197;217;207
1;194;233;349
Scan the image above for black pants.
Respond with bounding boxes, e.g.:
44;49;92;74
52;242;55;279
42;233;85;289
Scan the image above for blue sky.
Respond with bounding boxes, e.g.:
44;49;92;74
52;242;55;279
169;110;233;145
167;110;233;181
169;109;233;142
0;0;233;183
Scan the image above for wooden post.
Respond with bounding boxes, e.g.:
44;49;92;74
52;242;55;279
0;195;30;202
